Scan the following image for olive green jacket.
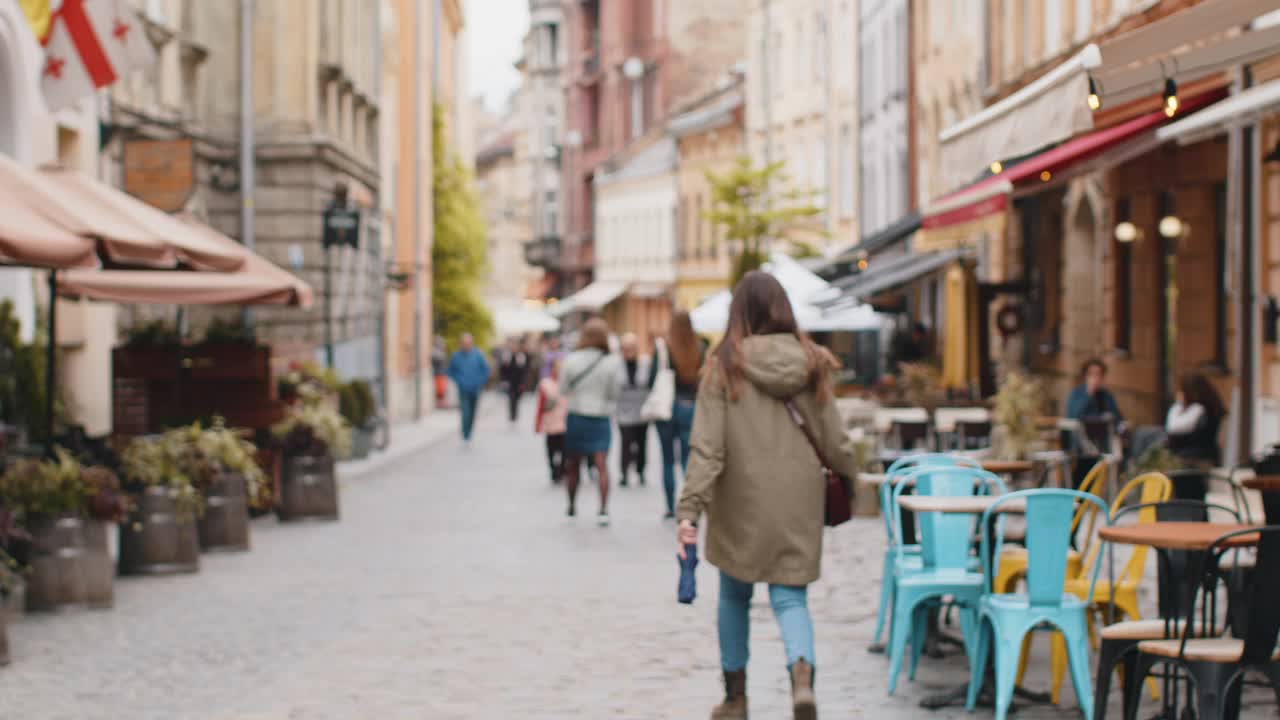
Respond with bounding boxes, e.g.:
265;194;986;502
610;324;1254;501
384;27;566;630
676;334;859;586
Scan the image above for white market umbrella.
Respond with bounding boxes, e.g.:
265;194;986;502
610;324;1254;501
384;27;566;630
492;302;560;337
690;253;834;333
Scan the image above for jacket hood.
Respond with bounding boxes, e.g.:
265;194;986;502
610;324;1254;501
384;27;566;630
740;334;812;399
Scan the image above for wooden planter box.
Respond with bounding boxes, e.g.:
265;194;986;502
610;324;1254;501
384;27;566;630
277;454;339;522
25;514;114;611
118;486;200;576
198;473;250;552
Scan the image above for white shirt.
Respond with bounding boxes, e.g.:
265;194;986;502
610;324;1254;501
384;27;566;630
1166;402;1205;435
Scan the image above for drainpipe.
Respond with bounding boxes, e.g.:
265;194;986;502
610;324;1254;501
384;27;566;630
1233;67;1255;461
761;0;772;166
821;3;833;241
240;0;256;329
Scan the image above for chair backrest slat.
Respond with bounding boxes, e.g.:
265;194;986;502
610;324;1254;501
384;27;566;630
982;489;1109;607
1240;529;1280;665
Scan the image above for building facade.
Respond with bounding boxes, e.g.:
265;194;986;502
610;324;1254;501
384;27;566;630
0;0;111;435
746;0;860;252
561;0;746;293
476;120;538;310
519;0;566;301
858;0;910;239
671;77;744;311
593;134;678;350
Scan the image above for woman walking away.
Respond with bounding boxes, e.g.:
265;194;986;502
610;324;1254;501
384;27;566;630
535;359;569;484
616;333;656;487
561;318;622;525
676;272;858;720
656;311;704;519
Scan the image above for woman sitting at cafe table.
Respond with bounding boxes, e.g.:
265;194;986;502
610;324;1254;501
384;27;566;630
1165;371;1225;466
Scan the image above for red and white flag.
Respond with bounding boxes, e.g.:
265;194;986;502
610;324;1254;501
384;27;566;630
40;0;155;113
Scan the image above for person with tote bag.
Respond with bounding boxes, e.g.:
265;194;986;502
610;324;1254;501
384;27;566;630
654;311;702;520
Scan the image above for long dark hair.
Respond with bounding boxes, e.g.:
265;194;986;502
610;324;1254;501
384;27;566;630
1180;371;1225;420
712;271;835;401
668;311;701;385
577;317;610;353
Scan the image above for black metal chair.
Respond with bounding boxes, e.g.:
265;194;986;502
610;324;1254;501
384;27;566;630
1127;525;1280;720
955;420;992;451
1168;469;1211;505
889;420;930;452
1092;500;1241;720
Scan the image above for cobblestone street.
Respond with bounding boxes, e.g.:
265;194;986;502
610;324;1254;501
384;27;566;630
1;398;1271;719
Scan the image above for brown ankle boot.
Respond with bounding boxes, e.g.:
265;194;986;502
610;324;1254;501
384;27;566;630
710;669;747;719
790;660;816;720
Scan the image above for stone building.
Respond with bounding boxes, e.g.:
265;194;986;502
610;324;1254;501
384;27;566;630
561;0;746;294
476;117;538;310
858;0;910;240
746;0;859;254
103;0;387;392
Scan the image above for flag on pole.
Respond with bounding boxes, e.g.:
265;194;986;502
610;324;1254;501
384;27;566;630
17;0;51;41
40;0;155;113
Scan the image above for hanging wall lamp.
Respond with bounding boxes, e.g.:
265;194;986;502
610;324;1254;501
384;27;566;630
1087;75;1102;111
1163;77;1179;117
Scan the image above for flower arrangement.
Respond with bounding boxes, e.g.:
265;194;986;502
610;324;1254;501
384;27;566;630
192;419;270;509
0;449;128;525
992;371;1044;460
899;362;943;411
278;361;341;406
119;434;204;516
272;403;352;459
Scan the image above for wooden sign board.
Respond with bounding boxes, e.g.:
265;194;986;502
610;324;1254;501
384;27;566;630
122;138;196;212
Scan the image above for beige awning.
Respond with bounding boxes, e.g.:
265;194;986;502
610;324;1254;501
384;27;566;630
58;216;313;308
938;0;1277;192
38;166;248;272
0;179;98;269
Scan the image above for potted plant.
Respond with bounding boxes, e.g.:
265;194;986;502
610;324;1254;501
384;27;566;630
278;361;341;407
0;506;28;666
0;450;125;611
339;380;376;460
117;434;203;575
175;419;267;551
272;403;350;521
992;371;1045;460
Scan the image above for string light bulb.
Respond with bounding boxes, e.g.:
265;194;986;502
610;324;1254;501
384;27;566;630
857;258;869;271
1163;77;1179;117
1040;170;1052;182
1087;76;1101;111
990;161;1003;175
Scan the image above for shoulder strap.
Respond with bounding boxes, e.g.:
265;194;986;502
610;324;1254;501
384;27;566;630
783;398;838;476
567;352;606;390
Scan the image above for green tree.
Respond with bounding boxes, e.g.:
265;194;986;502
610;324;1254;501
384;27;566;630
432;103;492;350
703;157;824;287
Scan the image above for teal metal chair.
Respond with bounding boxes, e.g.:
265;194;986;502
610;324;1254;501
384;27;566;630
966;488;1109;720
872;453;981;647
886;465;1006;694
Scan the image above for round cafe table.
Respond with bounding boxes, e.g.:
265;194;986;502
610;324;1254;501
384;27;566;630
1098;522;1261;718
981;459;1034;476
1241;474;1280;524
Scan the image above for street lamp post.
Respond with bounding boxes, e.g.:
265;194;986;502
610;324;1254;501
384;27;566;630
623;57;644;140
322;183;360;370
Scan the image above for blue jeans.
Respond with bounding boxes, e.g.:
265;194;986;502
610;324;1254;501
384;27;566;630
656;399;695;513
458;389;480;440
718;571;815;672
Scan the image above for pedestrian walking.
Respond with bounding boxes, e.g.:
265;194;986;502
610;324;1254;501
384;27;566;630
499;338;532;423
431;336;450;408
560;318;622;525
539;336;565;379
535;359;568;484
675;272;858;720
655;311;704;519
446;333;491;443
615;332;655;488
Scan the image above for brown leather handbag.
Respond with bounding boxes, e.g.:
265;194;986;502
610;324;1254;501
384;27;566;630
784;399;854;527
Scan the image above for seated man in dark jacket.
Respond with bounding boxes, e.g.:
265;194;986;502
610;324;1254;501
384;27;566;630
1064;358;1123;453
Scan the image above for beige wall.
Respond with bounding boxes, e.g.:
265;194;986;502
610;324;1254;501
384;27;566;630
914;0;986;207
747;0;857;252
675;106;741;310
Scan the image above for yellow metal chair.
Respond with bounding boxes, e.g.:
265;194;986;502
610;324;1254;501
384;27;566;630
1007;459;1109;687
1043;472;1173;704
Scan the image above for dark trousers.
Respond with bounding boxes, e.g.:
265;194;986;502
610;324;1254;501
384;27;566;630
545;433;565;482
507;386;523;422
459;390;480;440
619;423;649;481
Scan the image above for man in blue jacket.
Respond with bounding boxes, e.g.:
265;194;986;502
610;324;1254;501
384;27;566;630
447;333;491;442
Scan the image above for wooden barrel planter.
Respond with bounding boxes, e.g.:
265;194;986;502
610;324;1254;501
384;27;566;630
118;486;200;576
25;514;90;611
0;610;8;666
198;473;250;552
277;454;339;522
81;520;114;608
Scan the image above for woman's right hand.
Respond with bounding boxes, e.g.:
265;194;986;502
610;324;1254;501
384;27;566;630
677;519;697;559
